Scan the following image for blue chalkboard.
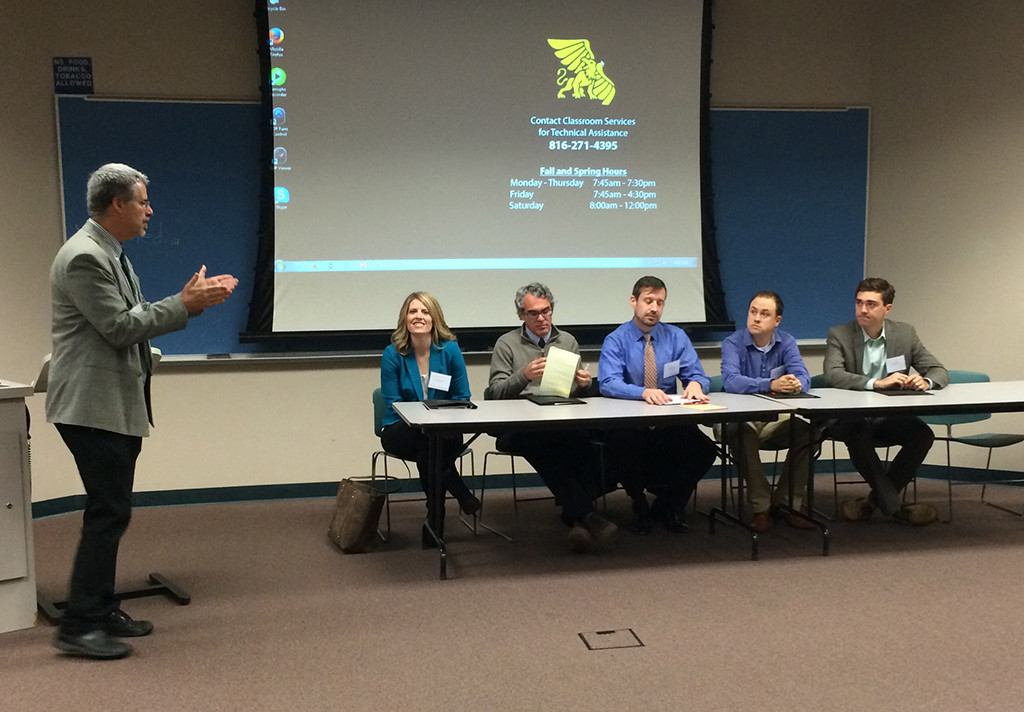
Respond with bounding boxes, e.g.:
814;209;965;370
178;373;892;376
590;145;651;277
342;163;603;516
709;108;869;339
57;96;262;355
57;98;866;353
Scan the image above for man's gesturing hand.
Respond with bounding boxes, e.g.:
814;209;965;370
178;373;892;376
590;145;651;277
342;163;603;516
181;265;238;315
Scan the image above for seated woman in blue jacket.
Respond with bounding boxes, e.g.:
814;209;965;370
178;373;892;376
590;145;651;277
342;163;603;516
379;291;480;517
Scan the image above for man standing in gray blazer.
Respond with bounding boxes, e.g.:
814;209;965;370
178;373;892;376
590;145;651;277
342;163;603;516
47;163;238;659
824;277;948;526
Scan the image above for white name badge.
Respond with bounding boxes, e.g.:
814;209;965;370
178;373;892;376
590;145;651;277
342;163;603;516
770;365;786;380
663;360;680;379
885;354;907;373
427;371;451;391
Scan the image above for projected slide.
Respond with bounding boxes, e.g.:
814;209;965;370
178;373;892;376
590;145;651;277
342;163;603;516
266;0;708;332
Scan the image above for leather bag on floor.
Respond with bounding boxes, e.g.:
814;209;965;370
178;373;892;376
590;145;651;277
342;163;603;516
328;478;385;554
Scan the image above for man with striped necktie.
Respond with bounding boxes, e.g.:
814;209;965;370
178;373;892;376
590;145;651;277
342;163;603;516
598;276;716;534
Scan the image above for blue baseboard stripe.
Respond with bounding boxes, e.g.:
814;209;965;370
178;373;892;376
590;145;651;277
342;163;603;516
31;465;1023;519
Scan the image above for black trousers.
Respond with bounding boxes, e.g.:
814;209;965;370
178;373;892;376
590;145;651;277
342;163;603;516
55;423;142;634
496;429;604;522
603;424;717;510
380;421;471;507
827;415;935;515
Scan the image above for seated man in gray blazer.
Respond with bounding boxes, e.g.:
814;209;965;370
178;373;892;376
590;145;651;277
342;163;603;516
47;163;238;660
824;277;948;526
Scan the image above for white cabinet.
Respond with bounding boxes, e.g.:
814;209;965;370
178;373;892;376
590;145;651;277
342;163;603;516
0;381;35;633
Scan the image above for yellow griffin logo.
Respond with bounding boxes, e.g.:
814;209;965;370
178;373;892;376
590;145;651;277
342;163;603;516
547;39;616;106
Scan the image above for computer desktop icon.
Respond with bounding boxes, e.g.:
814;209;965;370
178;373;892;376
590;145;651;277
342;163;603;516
271;68;287;86
274;187;291;204
273;147;288;165
269;27;284;45
272;107;286;125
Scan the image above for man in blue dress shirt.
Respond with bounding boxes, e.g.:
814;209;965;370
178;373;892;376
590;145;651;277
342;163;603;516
598;276;717;534
719;291;815;532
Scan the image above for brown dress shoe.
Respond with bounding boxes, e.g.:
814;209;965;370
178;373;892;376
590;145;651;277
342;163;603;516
749;511;772;533
780;511;816;530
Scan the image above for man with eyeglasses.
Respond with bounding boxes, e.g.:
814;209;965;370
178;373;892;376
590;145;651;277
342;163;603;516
824;277;948;525
486;282;616;553
46;163;238;659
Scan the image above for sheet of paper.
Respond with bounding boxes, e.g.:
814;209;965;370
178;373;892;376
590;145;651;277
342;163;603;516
538;346;580;397
652;394;704;406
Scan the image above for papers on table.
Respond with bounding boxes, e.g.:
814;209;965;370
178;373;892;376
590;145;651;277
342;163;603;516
538;346;581;397
652;394;727;411
682;402;727;411
652;394;700;405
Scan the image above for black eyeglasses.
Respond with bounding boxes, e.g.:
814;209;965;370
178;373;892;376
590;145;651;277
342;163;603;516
524;307;552;318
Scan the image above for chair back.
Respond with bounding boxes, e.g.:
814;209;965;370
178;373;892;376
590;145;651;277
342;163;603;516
920;370;991;427
810;374;828;389
372;388;387;437
708;374;723;393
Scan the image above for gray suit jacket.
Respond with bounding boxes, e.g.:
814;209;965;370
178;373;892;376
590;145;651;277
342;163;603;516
46;220;189;437
823;318;948;391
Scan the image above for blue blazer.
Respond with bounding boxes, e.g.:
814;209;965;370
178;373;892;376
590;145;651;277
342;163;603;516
380;339;471;426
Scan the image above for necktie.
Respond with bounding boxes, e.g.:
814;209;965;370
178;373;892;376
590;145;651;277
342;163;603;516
119;252;154;421
119;251;141;300
537;338;545;349
643;333;657;389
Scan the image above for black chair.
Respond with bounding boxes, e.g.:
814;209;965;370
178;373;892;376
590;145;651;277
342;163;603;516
369;388;475;540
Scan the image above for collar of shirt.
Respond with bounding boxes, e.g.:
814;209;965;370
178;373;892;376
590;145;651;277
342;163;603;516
861;322;887;345
742;328;778;354
627;319;660;343
88;218;123;258
523;324;555;347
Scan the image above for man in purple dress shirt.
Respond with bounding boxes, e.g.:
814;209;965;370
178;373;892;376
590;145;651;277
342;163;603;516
719;291;815;532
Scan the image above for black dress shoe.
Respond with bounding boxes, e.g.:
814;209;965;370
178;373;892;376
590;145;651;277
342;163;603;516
54;629;132;659
651;499;688;533
421;521;440;549
630;514;653;535
630;494;653;535
104;609;154;637
458;494;482;517
659;509;688;533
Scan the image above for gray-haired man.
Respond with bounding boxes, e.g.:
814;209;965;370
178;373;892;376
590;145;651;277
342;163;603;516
47;163;238;659
486;283;616;553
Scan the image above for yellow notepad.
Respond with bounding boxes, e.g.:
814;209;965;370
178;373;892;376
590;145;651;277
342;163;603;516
681;402;727;411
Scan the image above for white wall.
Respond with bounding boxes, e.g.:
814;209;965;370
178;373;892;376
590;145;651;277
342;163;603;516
4;0;1023;503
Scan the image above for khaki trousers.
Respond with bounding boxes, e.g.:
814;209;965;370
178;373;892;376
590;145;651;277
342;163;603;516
716;414;814;514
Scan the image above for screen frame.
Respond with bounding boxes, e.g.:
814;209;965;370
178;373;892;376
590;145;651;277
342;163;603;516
243;0;729;353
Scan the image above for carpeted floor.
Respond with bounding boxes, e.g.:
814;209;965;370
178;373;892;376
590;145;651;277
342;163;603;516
4;478;1024;711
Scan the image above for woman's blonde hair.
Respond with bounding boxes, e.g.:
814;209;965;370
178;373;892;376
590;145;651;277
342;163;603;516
390;291;455;355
